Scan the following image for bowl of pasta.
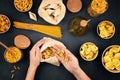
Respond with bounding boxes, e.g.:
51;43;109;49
79;42;98;61
4;46;23;63
102;45;120;73
14;0;33;12
97;20;115;39
0;14;11;34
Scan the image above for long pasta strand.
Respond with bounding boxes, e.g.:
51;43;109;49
13;21;62;38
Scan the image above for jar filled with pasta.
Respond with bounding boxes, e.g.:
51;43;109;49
87;0;108;17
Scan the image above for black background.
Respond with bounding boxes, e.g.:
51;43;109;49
0;0;120;80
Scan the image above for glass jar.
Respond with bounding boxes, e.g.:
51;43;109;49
69;16;90;36
87;0;108;17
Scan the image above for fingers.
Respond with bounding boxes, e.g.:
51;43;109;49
32;39;45;49
36;47;41;61
53;45;73;58
52;45;70;63
30;47;36;55
30;38;45;55
53;44;66;50
35;38;45;47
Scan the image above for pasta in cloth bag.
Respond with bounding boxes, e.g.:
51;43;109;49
40;37;66;66
38;0;66;25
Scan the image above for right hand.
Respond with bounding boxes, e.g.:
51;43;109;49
53;45;80;74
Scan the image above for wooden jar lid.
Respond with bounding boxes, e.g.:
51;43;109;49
14;35;31;49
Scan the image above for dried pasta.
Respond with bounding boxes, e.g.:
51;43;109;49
103;46;120;72
56;50;69;62
14;0;32;12
80;42;98;60
42;47;69;62
42;47;54;59
98;21;115;39
91;0;108;14
13;21;62;38
0;15;10;33
4;47;22;63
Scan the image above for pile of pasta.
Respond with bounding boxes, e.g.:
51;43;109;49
0;15;10;33
102;46;120;72
91;0;108;14
42;47;55;59
4;47;22;63
14;0;32;12
56;49;69;62
98;21;115;39
80;42;98;61
42;47;69;62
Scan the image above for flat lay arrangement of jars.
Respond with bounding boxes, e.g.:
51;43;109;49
0;0;120;80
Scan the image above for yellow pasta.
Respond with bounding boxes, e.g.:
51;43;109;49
13;21;62;38
98;21;115;39
4;47;22;63
56;50;69;62
91;0;108;14
103;46;120;72
103;56;111;63
116;64;120;71
14;0;32;12
80;42;98;60
114;53;120;59
42;47;54;59
105;62;114;70
0;15;10;33
109;47;120;53
42;47;69;62
112;58;119;66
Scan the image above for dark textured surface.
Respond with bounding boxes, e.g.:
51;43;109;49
0;0;120;80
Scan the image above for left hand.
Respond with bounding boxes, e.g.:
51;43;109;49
29;39;45;68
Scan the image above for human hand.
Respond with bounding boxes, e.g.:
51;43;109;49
26;39;45;80
29;39;45;68
53;45;80;74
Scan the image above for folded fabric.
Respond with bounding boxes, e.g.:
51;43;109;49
40;37;66;66
38;0;66;25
